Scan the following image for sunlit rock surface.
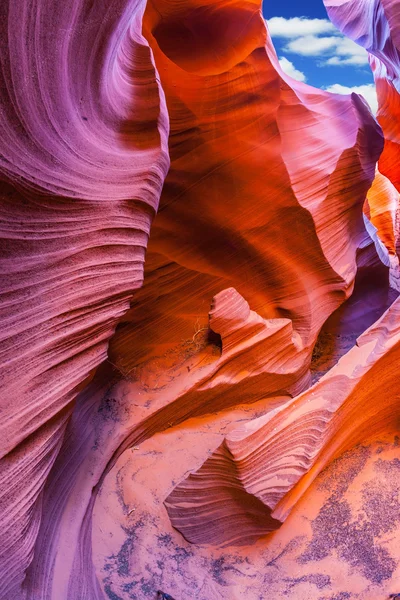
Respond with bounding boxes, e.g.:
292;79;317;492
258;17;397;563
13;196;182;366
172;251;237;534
0;0;169;596
324;0;400;190
364;168;400;290
324;0;400;293
1;1;400;599
166;295;400;545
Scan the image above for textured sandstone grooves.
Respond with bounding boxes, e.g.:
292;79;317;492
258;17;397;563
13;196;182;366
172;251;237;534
166;295;400;546
310;234;399;382
0;0;392;598
26;278;399;599
23;287;309;600
324;0;400;288
19;2;388;600
93;423;400;598
364;169;400;290
22;4;388;598
0;0;169;596
108;0;383;376
21;3;387;598
324;0;400;202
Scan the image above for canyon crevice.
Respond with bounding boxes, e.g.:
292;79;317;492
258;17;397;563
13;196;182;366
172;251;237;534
1;1;400;599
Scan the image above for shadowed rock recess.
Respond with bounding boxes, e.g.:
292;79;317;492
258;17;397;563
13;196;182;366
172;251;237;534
1;0;400;599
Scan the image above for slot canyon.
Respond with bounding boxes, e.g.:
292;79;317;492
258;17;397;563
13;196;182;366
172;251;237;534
2;0;400;598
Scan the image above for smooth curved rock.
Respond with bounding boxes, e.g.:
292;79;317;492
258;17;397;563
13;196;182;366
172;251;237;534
165;295;400;545
364;168;400;289
24;3;385;597
107;0;382;377
323;0;400;287
0;0;169;596
0;0;393;598
324;0;400;193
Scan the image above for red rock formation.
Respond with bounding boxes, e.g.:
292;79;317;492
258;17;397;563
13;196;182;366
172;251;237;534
364;169;400;289
0;0;169;595
324;0;400;192
108;0;382;375
323;0;400;287
165;294;400;545
23;5;385;597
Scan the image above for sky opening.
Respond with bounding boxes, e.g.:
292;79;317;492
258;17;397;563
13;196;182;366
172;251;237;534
262;0;378;114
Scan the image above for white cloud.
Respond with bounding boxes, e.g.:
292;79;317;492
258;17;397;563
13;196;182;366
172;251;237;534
267;16;369;67
283;34;368;65
326;55;368;65
278;57;307;82
268;17;337;38
326;37;369;65
325;83;378;114
284;35;339;56
267;15;377;114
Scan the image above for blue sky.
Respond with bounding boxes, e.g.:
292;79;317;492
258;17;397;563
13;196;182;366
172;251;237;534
262;0;378;112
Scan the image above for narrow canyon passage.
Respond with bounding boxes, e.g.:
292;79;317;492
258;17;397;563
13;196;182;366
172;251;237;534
2;1;400;599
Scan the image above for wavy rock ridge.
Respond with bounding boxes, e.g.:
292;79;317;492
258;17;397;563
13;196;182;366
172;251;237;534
108;0;382;376
365;168;400;290
0;0;169;595
165;294;400;545
325;0;400;283
324;0;400;190
1;0;400;599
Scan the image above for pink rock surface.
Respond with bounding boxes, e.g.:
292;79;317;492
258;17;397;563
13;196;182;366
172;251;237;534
94;424;400;599
0;0;169;596
324;0;400;193
323;0;400;289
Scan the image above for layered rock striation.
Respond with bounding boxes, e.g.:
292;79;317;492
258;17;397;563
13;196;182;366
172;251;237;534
165;294;400;545
324;0;400;289
0;0;169;596
1;0;400;599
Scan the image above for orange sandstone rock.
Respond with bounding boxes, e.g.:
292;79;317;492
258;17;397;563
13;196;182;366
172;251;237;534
166;294;400;546
365;168;400;289
108;0;382;376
